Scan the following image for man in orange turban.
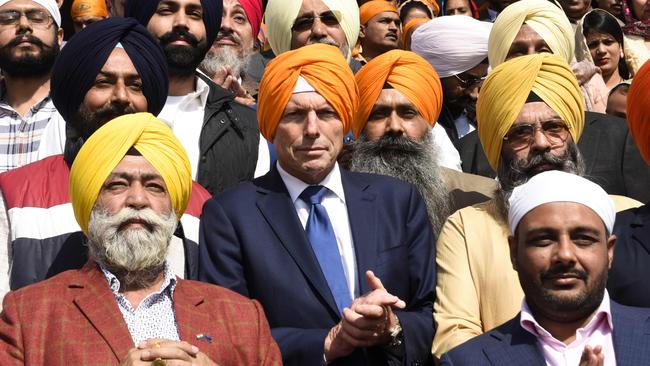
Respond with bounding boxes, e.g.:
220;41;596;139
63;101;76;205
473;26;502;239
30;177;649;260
198;43;437;366
70;0;109;32
357;1;401;63
350;49;495;234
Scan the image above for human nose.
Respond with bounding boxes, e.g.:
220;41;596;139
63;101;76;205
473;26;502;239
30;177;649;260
111;80;130;106
310;17;328;38
172;10;189;29
125;183;150;210
552;236;578;266
530;125;552;152
386;111;405;135
304;111;320;138
16;13;32;32
221;14;233;32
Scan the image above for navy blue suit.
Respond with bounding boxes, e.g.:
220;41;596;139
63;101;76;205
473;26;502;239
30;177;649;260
198;167;436;366
440;301;650;365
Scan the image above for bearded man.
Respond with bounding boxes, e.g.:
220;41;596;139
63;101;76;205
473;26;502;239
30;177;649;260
0;113;282;366
350;49;495;234
432;53;642;358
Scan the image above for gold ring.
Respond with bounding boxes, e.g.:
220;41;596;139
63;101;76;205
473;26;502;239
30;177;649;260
153;342;161;349
152;359;165;366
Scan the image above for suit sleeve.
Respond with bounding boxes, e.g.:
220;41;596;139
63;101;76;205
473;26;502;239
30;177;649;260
432;210;483;358
439;353;456;366
0;291;24;365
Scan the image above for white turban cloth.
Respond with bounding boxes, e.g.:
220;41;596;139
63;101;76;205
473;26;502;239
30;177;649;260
508;170;615;235
411;16;492;78
0;0;61;27
265;0;359;59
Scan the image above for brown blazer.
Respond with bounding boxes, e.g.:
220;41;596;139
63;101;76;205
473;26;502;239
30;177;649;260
0;262;282;366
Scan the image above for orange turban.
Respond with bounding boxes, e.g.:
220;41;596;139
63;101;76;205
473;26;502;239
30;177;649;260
402;17;428;48
627;61;650;164
257;44;358;142
353;49;442;138
71;0;108;18
360;1;398;25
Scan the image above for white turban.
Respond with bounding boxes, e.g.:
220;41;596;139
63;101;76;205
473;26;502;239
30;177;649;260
265;0;359;59
508;171;615;235
411;16;492;78
0;0;61;27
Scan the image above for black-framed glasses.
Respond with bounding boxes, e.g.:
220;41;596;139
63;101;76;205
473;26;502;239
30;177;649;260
292;11;340;32
0;10;53;28
453;73;486;88
503;119;571;150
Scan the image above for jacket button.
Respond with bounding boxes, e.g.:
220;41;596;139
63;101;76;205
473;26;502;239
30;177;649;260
219;119;225;124
201;155;207;162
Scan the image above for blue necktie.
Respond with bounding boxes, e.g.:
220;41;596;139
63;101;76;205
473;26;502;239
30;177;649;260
300;185;352;315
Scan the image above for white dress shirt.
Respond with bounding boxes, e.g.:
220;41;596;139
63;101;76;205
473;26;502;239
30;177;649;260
276;162;358;300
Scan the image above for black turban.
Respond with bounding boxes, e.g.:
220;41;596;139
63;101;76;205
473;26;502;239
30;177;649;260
50;17;169;124
124;0;222;49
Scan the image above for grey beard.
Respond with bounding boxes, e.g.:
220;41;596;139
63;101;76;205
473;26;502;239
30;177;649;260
87;207;178;291
199;46;252;79
495;141;586;217
349;130;451;235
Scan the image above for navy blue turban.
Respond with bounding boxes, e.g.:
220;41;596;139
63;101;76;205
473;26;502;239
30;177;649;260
124;0;222;49
51;17;169;124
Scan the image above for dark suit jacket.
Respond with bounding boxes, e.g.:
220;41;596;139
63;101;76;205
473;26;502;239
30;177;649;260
0;261;282;365
439;301;650;365
609;204;650;307
455;112;650;202
198;167;436;366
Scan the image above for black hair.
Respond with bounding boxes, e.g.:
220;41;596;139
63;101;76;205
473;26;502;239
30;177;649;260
399;2;433;22
609;82;630;96
582;10;630;79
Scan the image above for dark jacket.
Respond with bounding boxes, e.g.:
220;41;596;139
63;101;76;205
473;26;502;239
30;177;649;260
454;112;650;202
196;73;260;195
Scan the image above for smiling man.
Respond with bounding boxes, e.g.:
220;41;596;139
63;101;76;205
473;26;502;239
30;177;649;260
441;170;650;365
357;1;401;64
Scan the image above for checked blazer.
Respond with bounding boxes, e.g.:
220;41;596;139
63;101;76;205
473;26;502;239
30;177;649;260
0;261;282;366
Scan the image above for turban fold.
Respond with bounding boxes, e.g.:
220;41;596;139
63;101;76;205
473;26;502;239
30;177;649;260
411;15;492;78
51;17;168;125
477;54;584;171
360;1;398;25
70;113;192;235
124;0;222;48
353;49;442;138
71;0;108;18
402;17;428;47
488;0;574;69
508;170;615;234
627;59;650;163
239;0;263;40
257;43;358;142
265;0;359;58
0;0;60;26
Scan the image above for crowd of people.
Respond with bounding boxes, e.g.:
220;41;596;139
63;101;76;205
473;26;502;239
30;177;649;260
0;0;648;364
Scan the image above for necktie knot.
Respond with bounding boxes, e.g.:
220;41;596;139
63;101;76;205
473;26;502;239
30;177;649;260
300;185;328;205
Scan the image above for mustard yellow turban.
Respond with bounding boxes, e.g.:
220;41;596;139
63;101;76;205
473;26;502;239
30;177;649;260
360;1;398;25
353;49;442;138
257;43;358;142
70;113;192;235
71;0;109;18
477;54;584;171
627;60;650;164
488;0;574;69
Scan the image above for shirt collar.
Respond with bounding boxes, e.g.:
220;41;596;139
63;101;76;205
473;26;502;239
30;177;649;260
520;290;614;338
170;76;210;108
276;161;346;204
101;263;178;297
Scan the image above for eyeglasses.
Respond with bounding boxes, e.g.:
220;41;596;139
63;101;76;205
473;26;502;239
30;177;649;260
453;73;486;88
503;119;571;150
0;10;53;28
292;11;340;32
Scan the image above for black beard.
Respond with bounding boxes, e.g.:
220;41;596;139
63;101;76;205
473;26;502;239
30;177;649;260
0;34;59;78
159;28;207;77
72;103;137;140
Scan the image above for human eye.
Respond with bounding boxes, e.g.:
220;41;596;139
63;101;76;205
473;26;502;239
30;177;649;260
543;120;567;133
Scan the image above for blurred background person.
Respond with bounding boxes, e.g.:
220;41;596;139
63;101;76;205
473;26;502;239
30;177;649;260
606;82;629;118
356;0;401;64
441;0;480;17
70;0;109;33
398;0;438;25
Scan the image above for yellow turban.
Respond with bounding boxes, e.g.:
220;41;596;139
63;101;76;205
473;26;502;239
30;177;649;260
71;0;109;18
627;60;650;164
477;54;584;171
257;44;358;142
488;0;574;69
265;0;359;60
353;49;442;138
360;1;398;25
70;113;192;235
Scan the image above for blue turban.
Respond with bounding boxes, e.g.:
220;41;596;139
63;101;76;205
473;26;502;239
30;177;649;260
124;0;222;49
51;17;168;124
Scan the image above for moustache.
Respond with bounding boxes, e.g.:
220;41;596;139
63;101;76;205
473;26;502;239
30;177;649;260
94;104;136;126
369;134;423;153
6;35;46;49
541;263;588;282
159;29;199;48
216;30;241;45
306;37;340;48
520;150;567;175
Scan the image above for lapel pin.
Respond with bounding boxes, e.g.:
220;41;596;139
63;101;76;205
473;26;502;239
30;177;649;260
196;333;213;343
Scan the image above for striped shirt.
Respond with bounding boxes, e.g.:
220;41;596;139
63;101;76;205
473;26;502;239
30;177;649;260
0;92;64;172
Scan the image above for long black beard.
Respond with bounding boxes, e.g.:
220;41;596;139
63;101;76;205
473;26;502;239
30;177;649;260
159;28;207;77
350;131;451;234
0;34;59;78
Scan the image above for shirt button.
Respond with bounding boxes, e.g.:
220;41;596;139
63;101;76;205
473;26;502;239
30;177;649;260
219;119;225;124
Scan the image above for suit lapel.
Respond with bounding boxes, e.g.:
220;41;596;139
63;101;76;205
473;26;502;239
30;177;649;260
483;316;546;366
578;112;600;174
341;171;377;296
629;207;650;257
72;262;134;362
612;301;650;366
255;167;340;317
174;280;211;343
